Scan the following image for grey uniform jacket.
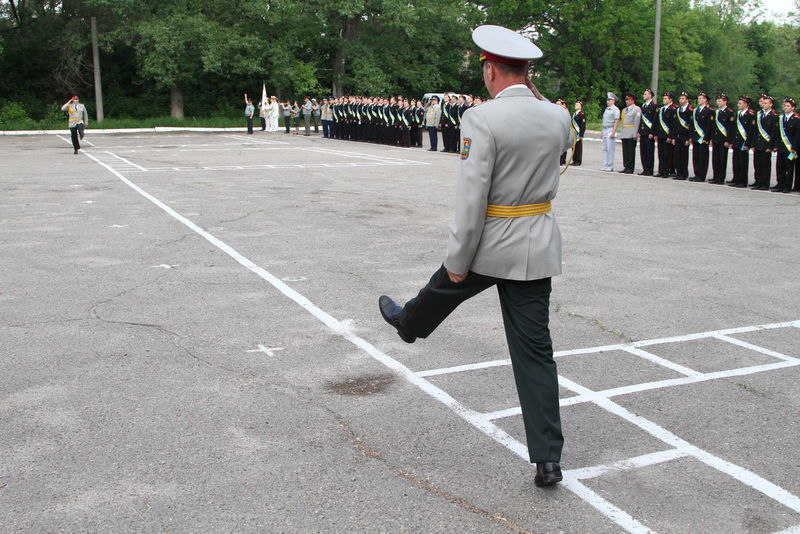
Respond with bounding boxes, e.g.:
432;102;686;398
444;85;571;281
619;105;642;139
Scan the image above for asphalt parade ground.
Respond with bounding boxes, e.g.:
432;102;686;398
2;128;799;534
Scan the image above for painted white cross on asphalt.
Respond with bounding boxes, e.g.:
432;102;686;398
246;344;285;357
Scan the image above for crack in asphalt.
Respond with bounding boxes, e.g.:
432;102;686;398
332;413;539;534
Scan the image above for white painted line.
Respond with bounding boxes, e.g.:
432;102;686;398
416;358;510;377
481;407;521;420
596;359;800;399
303;146;431;165
566;449;688;480
772;524;800;534
620;346;702;377
246;344;284;357
633;321;800;348
712;334;798;362
105;151;147;171
414;321;800;378
82;151;653;534
558;376;800;515
221;134;288;145
559;478;658;534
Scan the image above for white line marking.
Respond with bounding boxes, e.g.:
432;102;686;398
596;359;800;399
773;525;800;534
82;200;96;204
151;264;176;269
566;449;688;480
221;134;288;145
303;146;431;165
81;150;653;534
416;358;510;377
415;321;800;377
557;376;800;515
246;344;284;357
81;138;96;147
620;346;702;377
482;395;588;421
109;224;128;228
712;334;799;362
105;151;147;171
559;478;658;534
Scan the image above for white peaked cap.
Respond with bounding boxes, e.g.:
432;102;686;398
472;25;543;61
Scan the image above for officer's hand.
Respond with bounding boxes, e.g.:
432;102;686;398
685;140;690;146
446;269;467;283
725;142;731;148
649;134;653;139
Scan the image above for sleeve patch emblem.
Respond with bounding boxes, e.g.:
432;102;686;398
461;138;471;160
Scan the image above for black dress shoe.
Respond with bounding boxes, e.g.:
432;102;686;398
756;185;770;190
428;148;437;151
782;189;793;193
535;462;563;487
673;176;686;180
770;186;782;192
378;296;416;343
725;179;735;184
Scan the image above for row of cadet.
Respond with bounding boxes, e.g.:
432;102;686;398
590;90;800;194
243;93;484;151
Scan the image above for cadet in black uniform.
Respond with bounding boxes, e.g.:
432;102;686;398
638;89;657;176
690;91;714;182
711;94;735;184
773;97;800;193
728;95;756;188
751;95;778;191
571;100;586;165
673;92;693;180
654;91;677;177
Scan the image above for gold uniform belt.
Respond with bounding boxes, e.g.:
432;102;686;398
486;201;552;218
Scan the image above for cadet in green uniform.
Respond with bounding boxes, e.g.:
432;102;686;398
379;24;570;488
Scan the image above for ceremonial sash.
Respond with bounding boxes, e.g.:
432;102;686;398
693;108;706;142
779;116;797;160
659;107;670;135
442;104;452;124
676;108;689;130
400;111;409;126
715;109;728;137
757;111;771;142
736;114;748;149
571;114;580;135
641;112;653;130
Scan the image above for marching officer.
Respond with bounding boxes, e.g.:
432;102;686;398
773;97;800;193
728;95;756;188
673;91;693;180
654;91;677;177
710;94;735;184
638;88;658;176
378;24;571;488
751;94;778;191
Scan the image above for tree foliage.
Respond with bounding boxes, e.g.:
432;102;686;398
0;0;797;121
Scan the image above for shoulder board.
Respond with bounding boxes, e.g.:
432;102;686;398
795;113;800;119
746;109;755;114
770;110;778;115
688;106;694;111
670;104;678;109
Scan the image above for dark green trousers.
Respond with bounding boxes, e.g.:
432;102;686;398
399;265;563;463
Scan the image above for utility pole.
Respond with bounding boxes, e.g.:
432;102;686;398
91;16;104;123
651;0;662;96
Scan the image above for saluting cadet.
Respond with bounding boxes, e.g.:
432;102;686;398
601;92;620;171
379;24;571;488
710;94;735;184
571;100;587;165
673;92;693;180
727;95;756;188
618;93;641;174
751;95;778;191
690;92;713;182
60;95;88;154
426;96;441;151
654;91;677;177
638;89;657;175
773;97;800;193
